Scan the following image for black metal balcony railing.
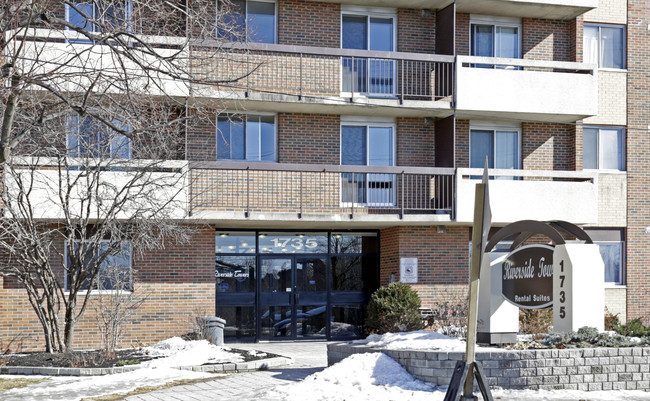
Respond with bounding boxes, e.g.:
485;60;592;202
192;42;455;102
188;162;455;219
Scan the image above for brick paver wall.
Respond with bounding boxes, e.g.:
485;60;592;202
329;343;650;391
626;0;650;323
522;122;575;171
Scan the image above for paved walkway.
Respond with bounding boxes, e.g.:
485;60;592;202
125;342;329;401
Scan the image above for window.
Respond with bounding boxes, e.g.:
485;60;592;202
584;24;626;69
583;127;625;170
218;0;276;44
217;115;276;161
470;126;521;170
67;115;132;159
596;241;624;285
66;1;132;39
471;16;521;68
341;8;396;95
340;121;395;205
65;241;132;291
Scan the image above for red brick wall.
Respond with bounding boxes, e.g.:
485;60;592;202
397;9;436;54
187;111;216;162
0;227;216;351
456;13;470;56
455;119;470;168
626;0;650;323
523;18;572;62
379;226;469;308
278;0;340;47
278;114;340;164
522;122;576;171
397;117;435;167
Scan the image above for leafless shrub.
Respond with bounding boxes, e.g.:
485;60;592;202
94;265;149;359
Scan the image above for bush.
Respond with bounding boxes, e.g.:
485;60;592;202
614;318;650;338
519;308;553;336
365;282;423;334
604;308;621;331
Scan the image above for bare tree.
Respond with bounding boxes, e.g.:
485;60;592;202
0;0;256;352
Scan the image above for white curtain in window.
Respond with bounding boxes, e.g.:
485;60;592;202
495;131;519;169
583;26;598;65
599;128;623;170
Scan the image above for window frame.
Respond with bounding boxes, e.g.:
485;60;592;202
583;23;626;70
217;0;278;44
470;15;522;60
216;113;278;162
64;239;133;294
339;117;396;207
65;1;133;38
66;115;133;159
582;126;626;171
469;122;522;170
339;6;397;52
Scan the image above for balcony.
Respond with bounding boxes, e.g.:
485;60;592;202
2;158;188;221
188;161;454;228
454;0;597;20
312;0;596;19
191;42;455;118
455;56;598;123
455;168;598;224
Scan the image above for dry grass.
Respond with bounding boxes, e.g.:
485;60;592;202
0;377;49;391
81;375;226;401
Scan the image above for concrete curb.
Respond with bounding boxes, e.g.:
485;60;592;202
0;356;294;376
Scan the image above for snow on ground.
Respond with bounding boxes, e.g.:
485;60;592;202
353;330;469;352
1;338;237;401
264;351;650;401
265;352;436;401
142;337;243;368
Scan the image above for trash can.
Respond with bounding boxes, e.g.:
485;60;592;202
201;316;226;346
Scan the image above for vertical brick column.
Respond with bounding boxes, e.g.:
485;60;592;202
626;0;650;322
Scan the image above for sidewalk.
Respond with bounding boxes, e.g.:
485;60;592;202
125;342;329;401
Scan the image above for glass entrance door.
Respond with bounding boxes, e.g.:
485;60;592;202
259;256;327;340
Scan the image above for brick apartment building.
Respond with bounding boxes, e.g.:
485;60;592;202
1;0;648;350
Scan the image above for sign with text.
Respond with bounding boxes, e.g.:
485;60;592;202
501;244;553;309
400;258;418;283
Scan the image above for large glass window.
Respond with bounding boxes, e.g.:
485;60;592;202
583;127;625;171
471;17;520;69
65;241;132;291
584;24;626;69
341;11;396;95
341;124;395;205
470;128;520;170
67;115;132;159
217;115;276;162
66;1;132;41
218;0;276;44
597;242;624;285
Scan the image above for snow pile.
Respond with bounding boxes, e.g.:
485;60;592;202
354;330;468;351
265;352;436;401
142;337;244;368
0;368;215;401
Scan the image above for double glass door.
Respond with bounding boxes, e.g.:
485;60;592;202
259;256;327;340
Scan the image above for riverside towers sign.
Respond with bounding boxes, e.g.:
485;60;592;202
501;244;554;309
